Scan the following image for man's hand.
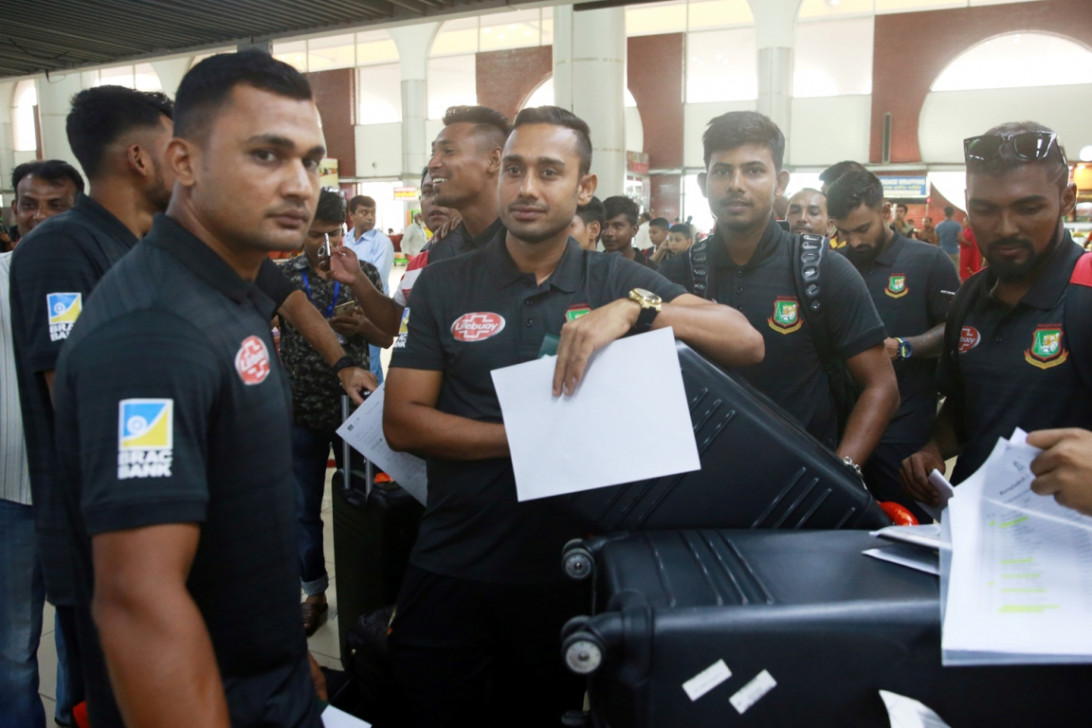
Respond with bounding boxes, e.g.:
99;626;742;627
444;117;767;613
883;337;901;361
338;366;378;405
900;442;946;507
553;298;639;397
433;215;463;242
1028;428;1092;517
329;310;366;337
329;246;366;286
307;652;328;702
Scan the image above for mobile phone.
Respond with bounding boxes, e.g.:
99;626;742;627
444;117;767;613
317;233;332;270
333;301;359;316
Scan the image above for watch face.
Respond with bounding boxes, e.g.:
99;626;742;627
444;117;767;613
631;287;662;305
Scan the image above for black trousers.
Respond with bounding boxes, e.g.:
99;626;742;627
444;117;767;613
387;564;586;728
863;440;934;524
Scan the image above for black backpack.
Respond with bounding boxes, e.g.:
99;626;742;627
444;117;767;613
689;230;859;435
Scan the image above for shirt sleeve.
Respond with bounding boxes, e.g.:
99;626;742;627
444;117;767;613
388;263;445;371
655;253;692;291
820;249;887;360
926;247;962;325
10;228;103;373
256;258;296;311
375;235;394;293
59;310;220;535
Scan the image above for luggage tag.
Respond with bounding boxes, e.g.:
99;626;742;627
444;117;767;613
538;333;559;358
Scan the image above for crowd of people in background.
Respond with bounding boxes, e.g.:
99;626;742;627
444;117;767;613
3;48;1092;728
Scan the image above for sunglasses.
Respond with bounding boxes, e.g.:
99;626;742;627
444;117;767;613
963;131;1066;165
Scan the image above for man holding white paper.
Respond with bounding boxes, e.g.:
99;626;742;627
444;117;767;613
381;105;763;728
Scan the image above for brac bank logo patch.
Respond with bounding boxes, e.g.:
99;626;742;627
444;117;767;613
117;399;173;480
451;312;505;342
47;292;82;341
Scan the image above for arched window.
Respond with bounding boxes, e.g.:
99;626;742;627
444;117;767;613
92;63;163;91
13;79;38;153
932;33;1092;91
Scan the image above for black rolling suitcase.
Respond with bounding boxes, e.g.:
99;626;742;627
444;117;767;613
331;398;424;670
559;529;1092;727
565;343;890;533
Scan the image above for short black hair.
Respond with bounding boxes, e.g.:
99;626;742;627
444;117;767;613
943;205;955;217
576;196;604;227
967;121;1069;187
649;217;670;231
511;105;593;175
603;195;639;226
12;160;84;197
826;169;885;220
66;86;173;179
349;195;375;213
443;105;511;150
314;188;346;225
896;203;908;213
702;111;785;171
819;160;868;188
174;50;311;142
670;222;692;239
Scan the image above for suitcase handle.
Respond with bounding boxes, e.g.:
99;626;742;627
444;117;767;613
341;394;374;502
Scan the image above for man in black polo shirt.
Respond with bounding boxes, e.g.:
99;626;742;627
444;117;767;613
335;105;510;337
659;111;898;470
827;169;960;520
53;51;327;728
9;84;175;727
902;122;1092;504
382;105;763;728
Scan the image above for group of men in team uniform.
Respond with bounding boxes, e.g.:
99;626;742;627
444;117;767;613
4;47;1092;728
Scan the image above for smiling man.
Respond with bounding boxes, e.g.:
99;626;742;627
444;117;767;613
53;51;330;728
901;122;1092;504
381;105;762;728
10;160;84;240
658;111;898;470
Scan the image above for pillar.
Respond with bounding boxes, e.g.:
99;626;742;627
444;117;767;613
36;73;85;171
391;23;439;184
750;0;799;146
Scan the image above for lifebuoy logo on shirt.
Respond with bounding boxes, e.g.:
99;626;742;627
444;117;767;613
958;326;980;354
46;292;82;341
117;399;173;479
235;335;271;385
451;312;505;342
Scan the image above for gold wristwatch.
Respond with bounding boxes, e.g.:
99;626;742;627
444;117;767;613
628;287;663;333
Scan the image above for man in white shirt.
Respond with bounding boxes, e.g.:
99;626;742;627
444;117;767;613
344;194;394;383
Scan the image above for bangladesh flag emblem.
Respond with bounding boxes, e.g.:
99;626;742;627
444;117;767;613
885;274;908;298
565;304;591;322
1024;324;1067;369
768;296;802;334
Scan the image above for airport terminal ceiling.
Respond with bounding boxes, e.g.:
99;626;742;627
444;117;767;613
0;0;604;79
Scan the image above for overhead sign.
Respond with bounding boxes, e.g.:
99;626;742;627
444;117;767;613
879;176;928;199
626;151;649;176
394;187;418;199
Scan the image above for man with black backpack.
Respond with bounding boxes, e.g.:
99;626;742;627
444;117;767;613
901;122;1092;505
658;111;898;473
827;169;960;521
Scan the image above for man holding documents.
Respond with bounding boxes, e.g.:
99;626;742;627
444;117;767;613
381;105;763;727
902;122;1092;504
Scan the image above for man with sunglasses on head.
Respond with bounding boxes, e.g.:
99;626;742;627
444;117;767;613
901;122;1092;507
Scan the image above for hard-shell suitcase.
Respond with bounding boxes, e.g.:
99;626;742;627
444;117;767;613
331;397;424;670
565;343;890;533
559;529;1092;727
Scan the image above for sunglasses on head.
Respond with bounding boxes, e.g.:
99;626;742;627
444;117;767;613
963;131;1066;165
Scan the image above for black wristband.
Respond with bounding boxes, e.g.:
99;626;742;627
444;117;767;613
331;356;354;374
634;305;659;333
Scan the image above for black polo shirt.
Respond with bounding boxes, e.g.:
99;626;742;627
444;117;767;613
8;194;138;606
53;214;320;727
256;257;297;310
659;217;885;448
841;232;960;443
390;234;686;583
940;234;1092;484
425;216;505;265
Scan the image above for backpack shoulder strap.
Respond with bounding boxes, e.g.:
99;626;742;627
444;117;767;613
688;234;711;300
791;232;838;367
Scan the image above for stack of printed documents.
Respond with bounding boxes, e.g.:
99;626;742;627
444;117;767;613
939;429;1092;666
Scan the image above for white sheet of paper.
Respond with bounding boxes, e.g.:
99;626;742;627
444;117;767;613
491;328;701;502
322;705;372;728
919;470;955;522
879;690;951;728
336;383;428;505
863;544;940;576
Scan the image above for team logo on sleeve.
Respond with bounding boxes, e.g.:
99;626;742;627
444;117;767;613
767;297;802;334
1024;324;1067;370
394;308;411;349
885;274;909;299
117;399;173;479
451;312;505;342
46;293;82;341
235;335;271;385
958;326;980;353
565;304;591;323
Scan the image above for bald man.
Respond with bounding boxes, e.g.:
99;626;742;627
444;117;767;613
786;188;830;237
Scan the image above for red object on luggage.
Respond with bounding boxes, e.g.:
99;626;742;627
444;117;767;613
879;501;919;525
73;702;90;728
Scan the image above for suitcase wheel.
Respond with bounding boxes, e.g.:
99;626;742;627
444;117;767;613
562;630;603;676
561;540;594;581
